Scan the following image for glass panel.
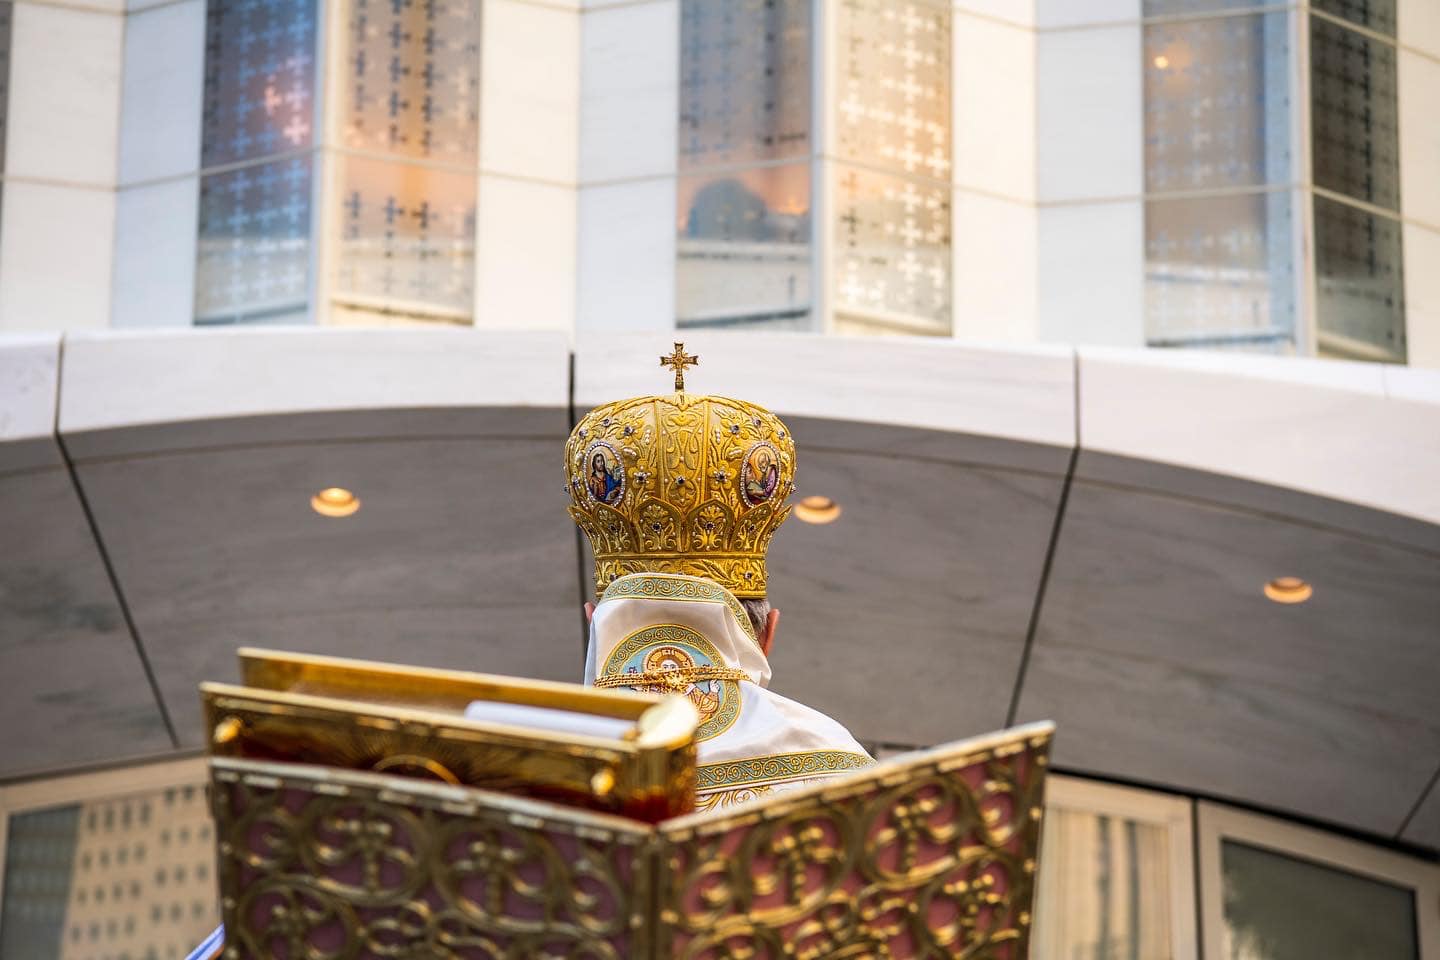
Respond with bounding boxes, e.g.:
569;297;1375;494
1144;13;1292;193
0;0;12;176
1142;0;1262;16
1313;0;1396;37
334;155;477;322
1145;191;1296;351
1221;839;1417;959
196;155;313;324
1310;15;1400;210
1314;194;1405;361
340;0;481;165
676;163;811;329
833;165;951;334
1;784;217;960
1033;808;1175;960
679;0;811;170
834;0;951;182
201;0;319;168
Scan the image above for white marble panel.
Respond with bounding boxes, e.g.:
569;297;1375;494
0;183;116;332
1037;200;1144;346
576;178;675;331
1079;347;1440;525
953;190;1038;342
1399;0;1440;61
59;329;571;432
1399;49;1440;230
480;0;580;185
575;331;1076;447
1037;23;1142;202
118;0;204;185
1036;0;1139;28
954;0;1035;28
475;175;576;331
578;0;678;184
111;178;199;328
1403;223;1440;370
6;3;123;186
953;12;1036;202
0;333;60;442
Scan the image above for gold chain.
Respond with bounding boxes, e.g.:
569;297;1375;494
594;665;749;691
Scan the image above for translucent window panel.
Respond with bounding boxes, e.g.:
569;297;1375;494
340;0;481;165
1310;16;1400;210
1314;194;1405;361
1144;14;1291;194
1221;840;1417;959
201;0;319;168
834;0;951;182
679;0;811;169
1142;0;1263;15
334;155;476;321
1313;0;1396;37
1145;191;1296;350
1;784;217;960
195;155;313;324
833;165;951;333
676;163;811;328
1032;809;1176;960
0;1;11;175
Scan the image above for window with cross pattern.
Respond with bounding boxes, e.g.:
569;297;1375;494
194;0;481;327
831;0;952;335
195;0;318;325
676;0;814;331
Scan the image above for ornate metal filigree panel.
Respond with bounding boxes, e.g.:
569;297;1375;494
656;729;1051;959
212;762;654;960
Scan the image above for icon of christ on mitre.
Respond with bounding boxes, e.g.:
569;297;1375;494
567;344;874;810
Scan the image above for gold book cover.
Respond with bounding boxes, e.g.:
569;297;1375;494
202;648;701;822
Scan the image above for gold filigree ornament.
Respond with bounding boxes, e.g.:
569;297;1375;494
566;343;796;598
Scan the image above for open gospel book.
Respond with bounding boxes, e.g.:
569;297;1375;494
198;649;1053;959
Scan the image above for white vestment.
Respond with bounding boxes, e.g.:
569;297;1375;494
584;572;873;810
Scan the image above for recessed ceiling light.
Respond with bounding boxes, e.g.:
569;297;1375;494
1263;576;1312;604
794;495;841;525
1153;54;1170;69
311;487;360;518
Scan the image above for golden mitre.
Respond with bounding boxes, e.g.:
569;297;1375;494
565;343;795;598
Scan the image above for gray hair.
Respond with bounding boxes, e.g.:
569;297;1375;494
739;597;771;640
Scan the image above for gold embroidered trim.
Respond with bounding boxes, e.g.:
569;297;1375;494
594;665;750;691
599;623;742;742
695;750;875;790
599;573;759;647
693;784;776;811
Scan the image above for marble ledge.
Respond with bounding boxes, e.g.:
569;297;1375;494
57;328;572;434
0;333;61;443
1078;347;1440;527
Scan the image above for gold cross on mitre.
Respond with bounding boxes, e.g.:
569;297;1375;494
660;342;699;392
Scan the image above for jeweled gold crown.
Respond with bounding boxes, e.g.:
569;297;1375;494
565;344;795;598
